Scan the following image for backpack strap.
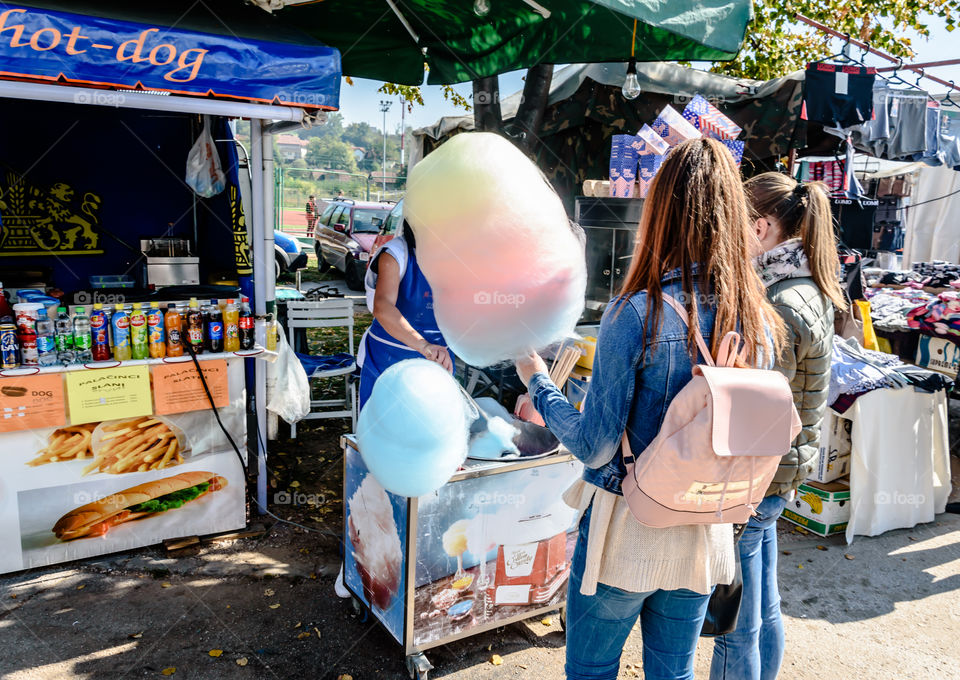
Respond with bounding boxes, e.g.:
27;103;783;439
715;332;742;368
661;293;715;367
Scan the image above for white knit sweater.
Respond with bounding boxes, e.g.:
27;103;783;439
564;480;735;596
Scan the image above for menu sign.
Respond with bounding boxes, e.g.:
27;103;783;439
65;366;152;424
0;374;66;433
152;360;229;415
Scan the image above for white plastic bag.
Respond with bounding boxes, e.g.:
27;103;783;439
266;323;310;424
185;115;226;198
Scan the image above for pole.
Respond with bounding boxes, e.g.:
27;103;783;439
795;13;960;92
250;120;268;515
380;99;392;196
400;98;405;168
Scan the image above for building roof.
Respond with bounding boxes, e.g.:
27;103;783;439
276;134;308;146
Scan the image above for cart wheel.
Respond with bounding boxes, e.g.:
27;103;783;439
350;597;369;623
405;652;433;680
559;605;567;632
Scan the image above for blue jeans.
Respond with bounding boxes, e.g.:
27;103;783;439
565;505;711;680
710;494;788;680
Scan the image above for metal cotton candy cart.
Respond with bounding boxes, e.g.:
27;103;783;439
340;434;583;679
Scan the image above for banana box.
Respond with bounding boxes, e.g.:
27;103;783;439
809;411;852;484
781;478;850;537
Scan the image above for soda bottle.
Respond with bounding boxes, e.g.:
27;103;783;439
90;303;111;361
205;299;224;353
223;298;240;352
147;302;166;358
130;303;148;360
165;304;184;357
54;306;75;364
111;303;131;361
73;306;92;363
36;308;58;367
186;297;204;354
239;296;255;350
0;281;13;323
19;326;38;366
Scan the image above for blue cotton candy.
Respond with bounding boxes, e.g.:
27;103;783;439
467;415;520;460
357;359;470;497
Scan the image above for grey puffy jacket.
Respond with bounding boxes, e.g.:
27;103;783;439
765;276;834;497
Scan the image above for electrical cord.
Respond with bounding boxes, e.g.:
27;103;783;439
183;338;341;539
898;186;960;212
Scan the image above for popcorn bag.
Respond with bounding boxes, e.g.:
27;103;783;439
681;94;742;141
609;134;639;198
651;105;702;147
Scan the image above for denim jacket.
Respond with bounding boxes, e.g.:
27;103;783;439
529;268;717;496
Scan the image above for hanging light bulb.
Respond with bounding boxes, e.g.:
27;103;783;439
473;0;491;17
622;58;641;100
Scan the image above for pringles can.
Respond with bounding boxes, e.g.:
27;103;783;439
0;323;18;369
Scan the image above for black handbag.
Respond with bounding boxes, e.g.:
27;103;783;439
700;524;746;637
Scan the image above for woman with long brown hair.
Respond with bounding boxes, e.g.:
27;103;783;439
515;138;785;680
710;173;841;680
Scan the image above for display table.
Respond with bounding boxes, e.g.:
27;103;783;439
340;435;583;678
843;387;951;542
0;351;258;574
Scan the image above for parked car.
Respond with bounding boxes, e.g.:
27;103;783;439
314;199;393;290
275;231;308;279
370;198;403;259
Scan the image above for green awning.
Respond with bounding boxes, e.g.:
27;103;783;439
273;0;752;85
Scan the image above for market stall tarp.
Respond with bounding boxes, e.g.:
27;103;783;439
0;1;340;109
903;164;960;265
269;0;752;85
412;62;804;210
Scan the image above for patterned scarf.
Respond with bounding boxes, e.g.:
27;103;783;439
755;238;812;287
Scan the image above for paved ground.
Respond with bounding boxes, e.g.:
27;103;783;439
2;485;958;679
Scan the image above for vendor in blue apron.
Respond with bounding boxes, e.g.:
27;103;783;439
357;219;454;410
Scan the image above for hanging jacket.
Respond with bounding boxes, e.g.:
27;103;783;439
757;239;835;496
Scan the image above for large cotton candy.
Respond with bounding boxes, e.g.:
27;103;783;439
356;358;469;497
405;132;586;367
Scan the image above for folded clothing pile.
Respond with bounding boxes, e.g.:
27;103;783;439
865;288;935;332
907;290;960;338
911;261;960;289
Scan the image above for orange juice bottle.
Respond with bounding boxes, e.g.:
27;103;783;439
164;303;184;357
223;298;240;352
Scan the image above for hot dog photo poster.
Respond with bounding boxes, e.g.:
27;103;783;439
0;359;248;574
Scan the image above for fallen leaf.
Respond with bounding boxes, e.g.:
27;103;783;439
309;516;323;522
517;665;527;670
277;451;287;456
797;564;804;569
309;573;317;579
290;481;301;488
161;668;176;676
337;675;352;680
314;627;321;639
781;550;792;555
129;632;143;639
490;654;503;666
236;658;248;667
540;616;552;626
844;554;856;560
299;548;310;555
263;588;275;597
161;583;172;589
209;649;223;657
76;585;85;590
297;632;312;640
815;545;827;551
269;603;281;609
10;594;16;599
294;621;302;629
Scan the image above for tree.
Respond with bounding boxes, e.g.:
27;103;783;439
714;0;960;80
306;138;357;173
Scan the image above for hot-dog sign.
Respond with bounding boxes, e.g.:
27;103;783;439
0;373;66;433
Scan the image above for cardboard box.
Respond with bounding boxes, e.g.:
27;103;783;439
915;335;960;378
781;478;850;537
809;411;852;483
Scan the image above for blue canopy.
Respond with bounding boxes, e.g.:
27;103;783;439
0;2;340;109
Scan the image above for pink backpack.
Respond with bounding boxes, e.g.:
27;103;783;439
621;294;802;527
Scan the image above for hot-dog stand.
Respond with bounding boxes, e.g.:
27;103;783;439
0;2;340;574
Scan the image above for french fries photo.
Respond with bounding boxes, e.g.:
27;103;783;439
82;417;185;476
26;424;97;466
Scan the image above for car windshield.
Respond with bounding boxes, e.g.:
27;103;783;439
352;209;389;233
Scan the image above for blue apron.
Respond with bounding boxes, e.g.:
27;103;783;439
359;247;453;410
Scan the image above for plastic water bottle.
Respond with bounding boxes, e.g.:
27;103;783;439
73;307;92;363
54;306;75;364
36;308;58;366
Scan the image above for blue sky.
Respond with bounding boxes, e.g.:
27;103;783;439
337;22;959;132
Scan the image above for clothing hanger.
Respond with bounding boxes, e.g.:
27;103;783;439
812;33;866;67
942;82;959;108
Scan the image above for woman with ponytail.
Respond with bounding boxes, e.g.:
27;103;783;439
710;173;844;680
